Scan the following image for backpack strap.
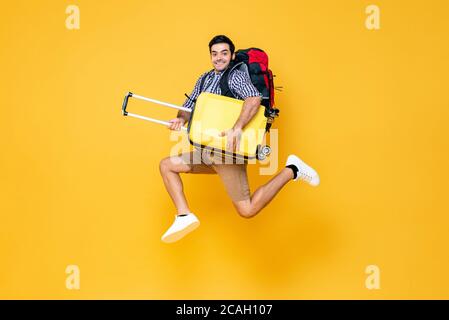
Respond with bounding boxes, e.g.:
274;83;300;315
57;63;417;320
219;61;244;99
184;70;213;103
199;70;213;92
220;61;277;131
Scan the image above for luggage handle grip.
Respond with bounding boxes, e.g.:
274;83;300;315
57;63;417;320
122;92;133;116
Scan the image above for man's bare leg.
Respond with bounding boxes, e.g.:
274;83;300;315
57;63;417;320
232;154;320;219
159;156;193;215
159;158;291;218
233;168;294;219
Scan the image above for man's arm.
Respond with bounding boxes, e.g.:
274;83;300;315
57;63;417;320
220;69;263;151
219;96;261;152
176;109;190;124
232;96;262;130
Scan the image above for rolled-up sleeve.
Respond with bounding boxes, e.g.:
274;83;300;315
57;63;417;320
182;72;209;109
228;69;262;100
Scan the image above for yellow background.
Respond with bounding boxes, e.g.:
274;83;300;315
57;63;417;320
1;0;448;299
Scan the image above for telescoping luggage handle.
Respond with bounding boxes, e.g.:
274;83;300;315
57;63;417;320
122;92;191;131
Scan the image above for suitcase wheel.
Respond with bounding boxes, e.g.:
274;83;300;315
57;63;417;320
256;145;271;161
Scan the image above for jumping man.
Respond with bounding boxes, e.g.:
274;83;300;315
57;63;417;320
159;35;320;243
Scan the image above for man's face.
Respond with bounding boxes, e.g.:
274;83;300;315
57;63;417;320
210;43;235;72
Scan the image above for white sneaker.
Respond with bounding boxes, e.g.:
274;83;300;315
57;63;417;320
286;155;320;186
161;213;200;243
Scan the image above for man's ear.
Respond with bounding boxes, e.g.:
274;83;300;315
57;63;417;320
232;53;236;60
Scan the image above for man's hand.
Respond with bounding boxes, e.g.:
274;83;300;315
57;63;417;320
167;117;186;131
219;126;243;153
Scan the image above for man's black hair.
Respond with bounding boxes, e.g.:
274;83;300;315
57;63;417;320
208;35;235;55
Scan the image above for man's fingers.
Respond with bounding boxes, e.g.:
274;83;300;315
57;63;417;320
219;129;239;151
228;137;234;152
167;119;183;130
235;137;241;152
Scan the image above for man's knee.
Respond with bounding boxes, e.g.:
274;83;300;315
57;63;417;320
159;157;175;175
234;201;258;219
159;156;190;175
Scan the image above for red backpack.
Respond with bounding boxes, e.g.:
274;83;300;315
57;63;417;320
199;48;281;131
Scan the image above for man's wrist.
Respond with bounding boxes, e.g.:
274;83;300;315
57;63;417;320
177;111;189;124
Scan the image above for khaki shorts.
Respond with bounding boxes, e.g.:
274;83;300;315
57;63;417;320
178;148;250;202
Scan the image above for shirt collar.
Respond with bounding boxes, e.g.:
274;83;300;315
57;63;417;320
212;65;232;75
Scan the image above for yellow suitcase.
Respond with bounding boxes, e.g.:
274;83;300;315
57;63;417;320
188;92;268;160
122;92;272;160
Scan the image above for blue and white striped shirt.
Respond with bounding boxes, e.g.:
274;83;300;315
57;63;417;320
182;67;261;110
